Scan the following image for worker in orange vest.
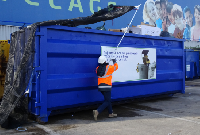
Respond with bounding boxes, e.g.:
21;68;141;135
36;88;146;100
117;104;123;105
93;56;118;121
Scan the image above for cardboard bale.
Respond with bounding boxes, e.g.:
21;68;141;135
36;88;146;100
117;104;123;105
108;29;122;32
141;22;155;27
137;25;161;36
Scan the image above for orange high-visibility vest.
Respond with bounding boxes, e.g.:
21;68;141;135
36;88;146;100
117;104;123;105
96;63;118;91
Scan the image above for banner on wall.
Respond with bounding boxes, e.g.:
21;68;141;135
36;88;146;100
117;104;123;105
1;0;199;41
143;0;200;41
101;46;157;82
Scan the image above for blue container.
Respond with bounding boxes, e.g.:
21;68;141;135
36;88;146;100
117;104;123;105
185;49;200;79
29;26;185;122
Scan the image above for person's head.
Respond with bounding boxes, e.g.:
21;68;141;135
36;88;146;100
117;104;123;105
98;56;107;64
166;2;174;25
160;0;168;19
143;0;158;23
183;6;193;27
155;0;162;18
194;5;200;23
173;4;183;28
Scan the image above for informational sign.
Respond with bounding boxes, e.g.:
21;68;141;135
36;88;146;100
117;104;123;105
186;65;190;71
101;46;156;82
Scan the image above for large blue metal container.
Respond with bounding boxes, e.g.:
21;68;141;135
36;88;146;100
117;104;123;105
29;26;185;122
185;49;200;79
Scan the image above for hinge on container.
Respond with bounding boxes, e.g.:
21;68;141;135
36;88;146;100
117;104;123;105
35;32;44;36
35;102;44;107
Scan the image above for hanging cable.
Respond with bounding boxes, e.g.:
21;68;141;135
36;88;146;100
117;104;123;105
111;4;141;59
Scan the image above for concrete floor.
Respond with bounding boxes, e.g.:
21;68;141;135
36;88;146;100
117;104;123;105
1;79;200;135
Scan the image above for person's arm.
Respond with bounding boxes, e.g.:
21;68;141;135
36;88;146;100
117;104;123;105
113;64;118;72
112;59;118;71
96;66;99;74
107;59;118;75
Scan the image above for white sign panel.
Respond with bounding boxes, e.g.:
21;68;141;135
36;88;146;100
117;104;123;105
101;46;157;82
186;65;190;71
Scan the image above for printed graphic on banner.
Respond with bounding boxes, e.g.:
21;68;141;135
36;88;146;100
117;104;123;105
101;46;156;82
143;0;200;41
1;0;200;41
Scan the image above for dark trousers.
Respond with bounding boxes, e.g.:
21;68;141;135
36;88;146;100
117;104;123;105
97;91;113;114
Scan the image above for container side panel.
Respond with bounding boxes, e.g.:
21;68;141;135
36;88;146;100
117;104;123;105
47;80;183;109
34;26;185;117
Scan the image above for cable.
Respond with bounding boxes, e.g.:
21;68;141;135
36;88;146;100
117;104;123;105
111;4;141;59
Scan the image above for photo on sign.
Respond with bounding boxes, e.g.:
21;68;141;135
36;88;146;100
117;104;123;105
101;46;156;82
143;0;200;41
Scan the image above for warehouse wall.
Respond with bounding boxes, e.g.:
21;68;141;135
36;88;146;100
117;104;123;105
0;25;19;40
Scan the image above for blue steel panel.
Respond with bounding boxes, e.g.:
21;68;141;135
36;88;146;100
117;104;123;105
30;26;185;122
47;80;183;109
29;27;41;115
185;50;200;79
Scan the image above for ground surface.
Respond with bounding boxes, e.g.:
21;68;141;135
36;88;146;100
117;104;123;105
1;79;200;135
